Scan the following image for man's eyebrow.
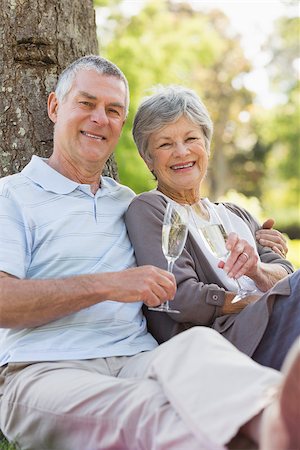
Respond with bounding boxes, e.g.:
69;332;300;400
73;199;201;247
77;91;125;110
78;91;97;100
109;102;125;110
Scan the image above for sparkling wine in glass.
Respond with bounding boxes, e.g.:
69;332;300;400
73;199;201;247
148;202;188;313
200;222;256;303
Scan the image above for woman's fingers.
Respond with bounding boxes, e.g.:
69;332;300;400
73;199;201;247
224;233;258;278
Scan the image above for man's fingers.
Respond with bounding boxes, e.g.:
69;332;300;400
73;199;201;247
262;218;275;229
256;229;288;257
137;266;176;305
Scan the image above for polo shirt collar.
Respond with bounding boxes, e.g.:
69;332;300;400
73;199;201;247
21;155;119;195
21;155;80;194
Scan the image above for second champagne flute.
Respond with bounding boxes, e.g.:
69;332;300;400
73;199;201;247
148;202;189;313
200;221;256;303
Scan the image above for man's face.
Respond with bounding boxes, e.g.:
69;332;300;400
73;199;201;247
48;70;127;170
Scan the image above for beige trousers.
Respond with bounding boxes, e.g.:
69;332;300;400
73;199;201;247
0;327;281;450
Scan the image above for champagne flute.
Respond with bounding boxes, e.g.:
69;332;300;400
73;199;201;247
148;202;189;313
200;222;256;303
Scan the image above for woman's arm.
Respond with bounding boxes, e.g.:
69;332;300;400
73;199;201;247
126;193;235;326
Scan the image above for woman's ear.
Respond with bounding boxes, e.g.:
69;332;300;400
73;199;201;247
144;154;154;172
48;92;59;124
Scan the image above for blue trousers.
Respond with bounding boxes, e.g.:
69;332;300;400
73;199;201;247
252;270;300;370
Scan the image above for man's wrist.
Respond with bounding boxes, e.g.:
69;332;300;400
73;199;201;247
221;292;260;315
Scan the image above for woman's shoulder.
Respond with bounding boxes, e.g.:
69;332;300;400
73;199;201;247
126;190;168;227
129;190;168;208
220;202;258;223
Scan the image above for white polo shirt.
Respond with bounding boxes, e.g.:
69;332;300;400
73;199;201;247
0;156;157;366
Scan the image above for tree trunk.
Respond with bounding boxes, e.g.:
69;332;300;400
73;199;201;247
0;0;118;179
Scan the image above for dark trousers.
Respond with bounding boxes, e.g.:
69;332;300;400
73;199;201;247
252;270;300;370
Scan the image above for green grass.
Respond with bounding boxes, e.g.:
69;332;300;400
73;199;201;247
0;432;16;450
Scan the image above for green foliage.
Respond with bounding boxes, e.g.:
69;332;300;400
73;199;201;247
96;0;254;197
287;239;300;269
0;432;16;450
94;0;121;6
253;17;300;231
95;0;299;234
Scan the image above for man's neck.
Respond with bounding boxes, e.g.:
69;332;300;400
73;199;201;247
47;154;103;193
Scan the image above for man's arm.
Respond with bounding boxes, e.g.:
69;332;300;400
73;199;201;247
0;267;176;329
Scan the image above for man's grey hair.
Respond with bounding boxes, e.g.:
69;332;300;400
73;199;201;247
132;85;213;160
55;55;130;116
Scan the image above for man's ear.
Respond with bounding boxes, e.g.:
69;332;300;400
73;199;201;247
48;92;59;124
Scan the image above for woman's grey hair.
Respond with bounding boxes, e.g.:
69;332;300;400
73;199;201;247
133;85;213;160
55;55;130;116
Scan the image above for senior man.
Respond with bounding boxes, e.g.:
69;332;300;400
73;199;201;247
0;55;298;450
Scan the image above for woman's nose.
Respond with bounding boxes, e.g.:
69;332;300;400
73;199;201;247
174;142;190;155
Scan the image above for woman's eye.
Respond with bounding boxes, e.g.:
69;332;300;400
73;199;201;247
186;137;198;142
159;142;171;148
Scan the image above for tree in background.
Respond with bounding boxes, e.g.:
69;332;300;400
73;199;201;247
95;0;299;237
0;0;117;179
254;15;300;235
95;0;256;198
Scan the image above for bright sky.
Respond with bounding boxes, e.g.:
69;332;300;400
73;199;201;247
99;0;299;107
187;0;299;107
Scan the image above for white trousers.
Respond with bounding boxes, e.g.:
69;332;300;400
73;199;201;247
0;327;281;450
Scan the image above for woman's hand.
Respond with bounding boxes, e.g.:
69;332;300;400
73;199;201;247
256;218;288;258
218;233;259;280
218;230;289;292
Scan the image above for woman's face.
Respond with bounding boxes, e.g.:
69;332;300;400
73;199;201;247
146;115;208;196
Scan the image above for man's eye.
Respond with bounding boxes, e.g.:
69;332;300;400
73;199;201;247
79;101;93;107
108;109;121;116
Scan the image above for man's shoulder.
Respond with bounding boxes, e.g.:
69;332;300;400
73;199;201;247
0;172;24;196
102;177;135;197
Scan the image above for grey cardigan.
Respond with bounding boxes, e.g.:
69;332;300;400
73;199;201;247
125;192;294;356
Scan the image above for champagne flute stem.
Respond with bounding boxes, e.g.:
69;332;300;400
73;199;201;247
163;259;175;309
235;278;243;291
232;277;255;303
167;259;175;273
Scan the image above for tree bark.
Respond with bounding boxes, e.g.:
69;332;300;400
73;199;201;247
0;0;118;179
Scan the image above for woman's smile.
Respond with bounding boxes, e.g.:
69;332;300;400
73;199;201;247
147;116;208;203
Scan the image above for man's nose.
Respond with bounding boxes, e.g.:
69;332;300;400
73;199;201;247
91;107;109;126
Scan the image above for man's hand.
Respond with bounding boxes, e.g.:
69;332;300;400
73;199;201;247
105;266;176;308
256;218;288;258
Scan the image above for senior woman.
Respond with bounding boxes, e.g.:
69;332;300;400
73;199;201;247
125;85;299;371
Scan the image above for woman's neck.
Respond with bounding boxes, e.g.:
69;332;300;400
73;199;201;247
157;183;209;220
157;183;200;205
